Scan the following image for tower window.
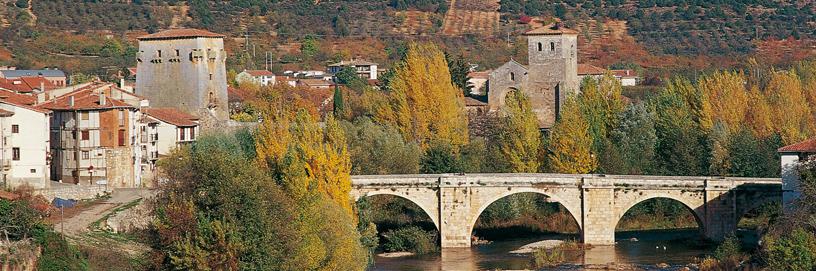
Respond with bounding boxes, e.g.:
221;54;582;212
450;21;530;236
510;72;515;81
209;74;213;80
537;42;542;51
175;49;180;57
157;50;162;58
550;42;555;51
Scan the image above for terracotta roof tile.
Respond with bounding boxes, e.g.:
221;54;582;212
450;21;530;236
244;70;275;77
0;76;56;93
611;69;638;78
0;89;48;113
779;138;816;153
0;108;14;117
37;88;134;111
328;60;377;67
464;96;488;106
142;107;199;127
578;64;605;75
137;29;225;40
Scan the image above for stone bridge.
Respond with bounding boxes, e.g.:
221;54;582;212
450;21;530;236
349;174;782;248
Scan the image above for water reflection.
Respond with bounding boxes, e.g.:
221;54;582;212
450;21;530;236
373;229;717;271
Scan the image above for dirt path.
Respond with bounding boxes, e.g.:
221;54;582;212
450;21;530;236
26;0;36;25
54;189;154;236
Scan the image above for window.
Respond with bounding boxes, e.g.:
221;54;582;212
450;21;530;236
209;73;213;80
179;128;185;141
190;127;195;140
157;50;162;58
118;110;125;126
175;49;180;56
118;129;126;146
11;124;18;133
12;148;19;161
81;130;89;141
510;72;515;81
30;169;35;173
550;42;555;51
537;42;542;51
81;111;89;120
82;151;89;160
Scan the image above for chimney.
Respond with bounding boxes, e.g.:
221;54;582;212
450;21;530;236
37;93;45;104
68;96;75;108
99;93;106;106
40;82;45;92
119;78;125;89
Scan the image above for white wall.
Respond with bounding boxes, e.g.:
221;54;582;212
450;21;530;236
0;103;49;189
781;153;802;210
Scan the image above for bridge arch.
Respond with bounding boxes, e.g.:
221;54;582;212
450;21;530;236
613;194;705;234
469;187;583;237
352;190;440;230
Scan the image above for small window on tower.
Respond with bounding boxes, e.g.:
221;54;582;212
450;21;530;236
157;50;162;58
510;72;515;81
209;74;213;80
537;42;542;51
175;49;180;57
550;42;555;51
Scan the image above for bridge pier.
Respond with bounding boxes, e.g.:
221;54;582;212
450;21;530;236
703;183;737;241
581;178;616;245
440;186;473;247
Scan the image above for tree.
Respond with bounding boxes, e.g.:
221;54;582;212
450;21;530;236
607;103;657;175
420;141;461;174
764;70;815;144
333;85;345;117
651;87;710;176
335;66;367;91
495;90;540;173
547;97;597;174
341;118;421;175
377;42;468;150
301;35;319;59
445;52;472;96
697;71;748;133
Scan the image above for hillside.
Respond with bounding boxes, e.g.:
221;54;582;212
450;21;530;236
0;0;815;77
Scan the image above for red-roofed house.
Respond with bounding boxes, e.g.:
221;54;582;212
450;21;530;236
139;107;199;185
236;70;276;86
610;69;639;86
0;76;57;94
577;64;605;82
0;90;50;190
37;88;142;188
467;71;490;95
779;138;816;207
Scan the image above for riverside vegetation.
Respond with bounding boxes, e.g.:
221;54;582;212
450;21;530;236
2;42;816;270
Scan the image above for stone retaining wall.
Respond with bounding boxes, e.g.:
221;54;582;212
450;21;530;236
35;184;108;201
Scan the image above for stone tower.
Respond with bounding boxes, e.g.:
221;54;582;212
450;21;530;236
523;23;579;127
135;29;229;126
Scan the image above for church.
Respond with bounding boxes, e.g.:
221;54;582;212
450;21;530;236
484;23;580;129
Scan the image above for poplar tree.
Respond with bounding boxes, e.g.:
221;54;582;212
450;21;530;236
765;70;815;144
698;71;748;133
379;42;468;150
547;97;597;174
496;90;541;173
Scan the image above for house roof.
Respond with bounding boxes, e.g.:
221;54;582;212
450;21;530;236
37;87;134;111
0;89;49;113
243;70;275;77
0;76;58;93
779;138;816;153
464;96;488;107
299;78;333;87
0;69;66;78
142;107;199;127
524;23;579;35
0;108;14;117
578;64;605;75
127;67;137;76
137;29;225;40
328;60;377;67
468;71;491;79
611;69;638;78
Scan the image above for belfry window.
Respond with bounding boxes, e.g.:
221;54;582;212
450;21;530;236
510;72;515;81
537;42;542;51
550;42;555;51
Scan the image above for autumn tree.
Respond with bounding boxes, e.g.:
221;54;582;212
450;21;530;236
765;70;815;144
376;42;468;150
651;86;710;176
495;90;541;173
697;71;748;133
547;96;597;174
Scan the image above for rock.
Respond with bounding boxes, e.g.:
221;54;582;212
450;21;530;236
629;238;638;242
678;267;690;271
509;240;564;254
104;200;153;233
656;263;669;268
377;252;414;258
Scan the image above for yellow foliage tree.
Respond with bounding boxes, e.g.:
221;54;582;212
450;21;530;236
765;70;815;144
497;90;541;173
745;86;774;139
665;77;713;131
377;42;468;150
547;96;597;174
698;71;749;133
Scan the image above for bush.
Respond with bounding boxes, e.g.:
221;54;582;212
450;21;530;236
713;235;741;261
532;246;563;268
382;226;438;254
765;228;816;271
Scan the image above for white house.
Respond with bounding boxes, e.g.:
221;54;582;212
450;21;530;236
140;108;199;185
328;60;378;80
236;70;276;86
467;71;490;95
0;90;50;189
577;64;605;82
611;69;639;86
778;138;816;209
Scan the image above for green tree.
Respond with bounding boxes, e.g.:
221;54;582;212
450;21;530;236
651;87;710;176
301;35;319;59
341;118;421;175
765;228;816;271
607;103;657;174
333;85;345;117
445;52;472;96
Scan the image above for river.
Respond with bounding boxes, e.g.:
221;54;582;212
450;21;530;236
372;228;758;270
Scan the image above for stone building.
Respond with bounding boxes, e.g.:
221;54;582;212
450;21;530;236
38;87;142;188
487;23;579;128
135;29;229;127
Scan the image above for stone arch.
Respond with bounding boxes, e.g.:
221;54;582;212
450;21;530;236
614;194;705;232
735;192;781;222
352;190;440;230
469;187;583;237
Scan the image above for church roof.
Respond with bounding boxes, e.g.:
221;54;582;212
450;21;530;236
137;29;225;40
524;23;579;36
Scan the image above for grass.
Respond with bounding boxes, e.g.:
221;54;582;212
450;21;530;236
89;198;142;231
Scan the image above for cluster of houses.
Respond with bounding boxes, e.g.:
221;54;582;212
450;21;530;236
234;59;381;90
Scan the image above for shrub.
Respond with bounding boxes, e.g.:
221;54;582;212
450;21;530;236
531;245;564;268
713;235;741;261
382;226;438;254
765;228;816;271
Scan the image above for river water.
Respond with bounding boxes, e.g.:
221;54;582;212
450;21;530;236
372;229;747;270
